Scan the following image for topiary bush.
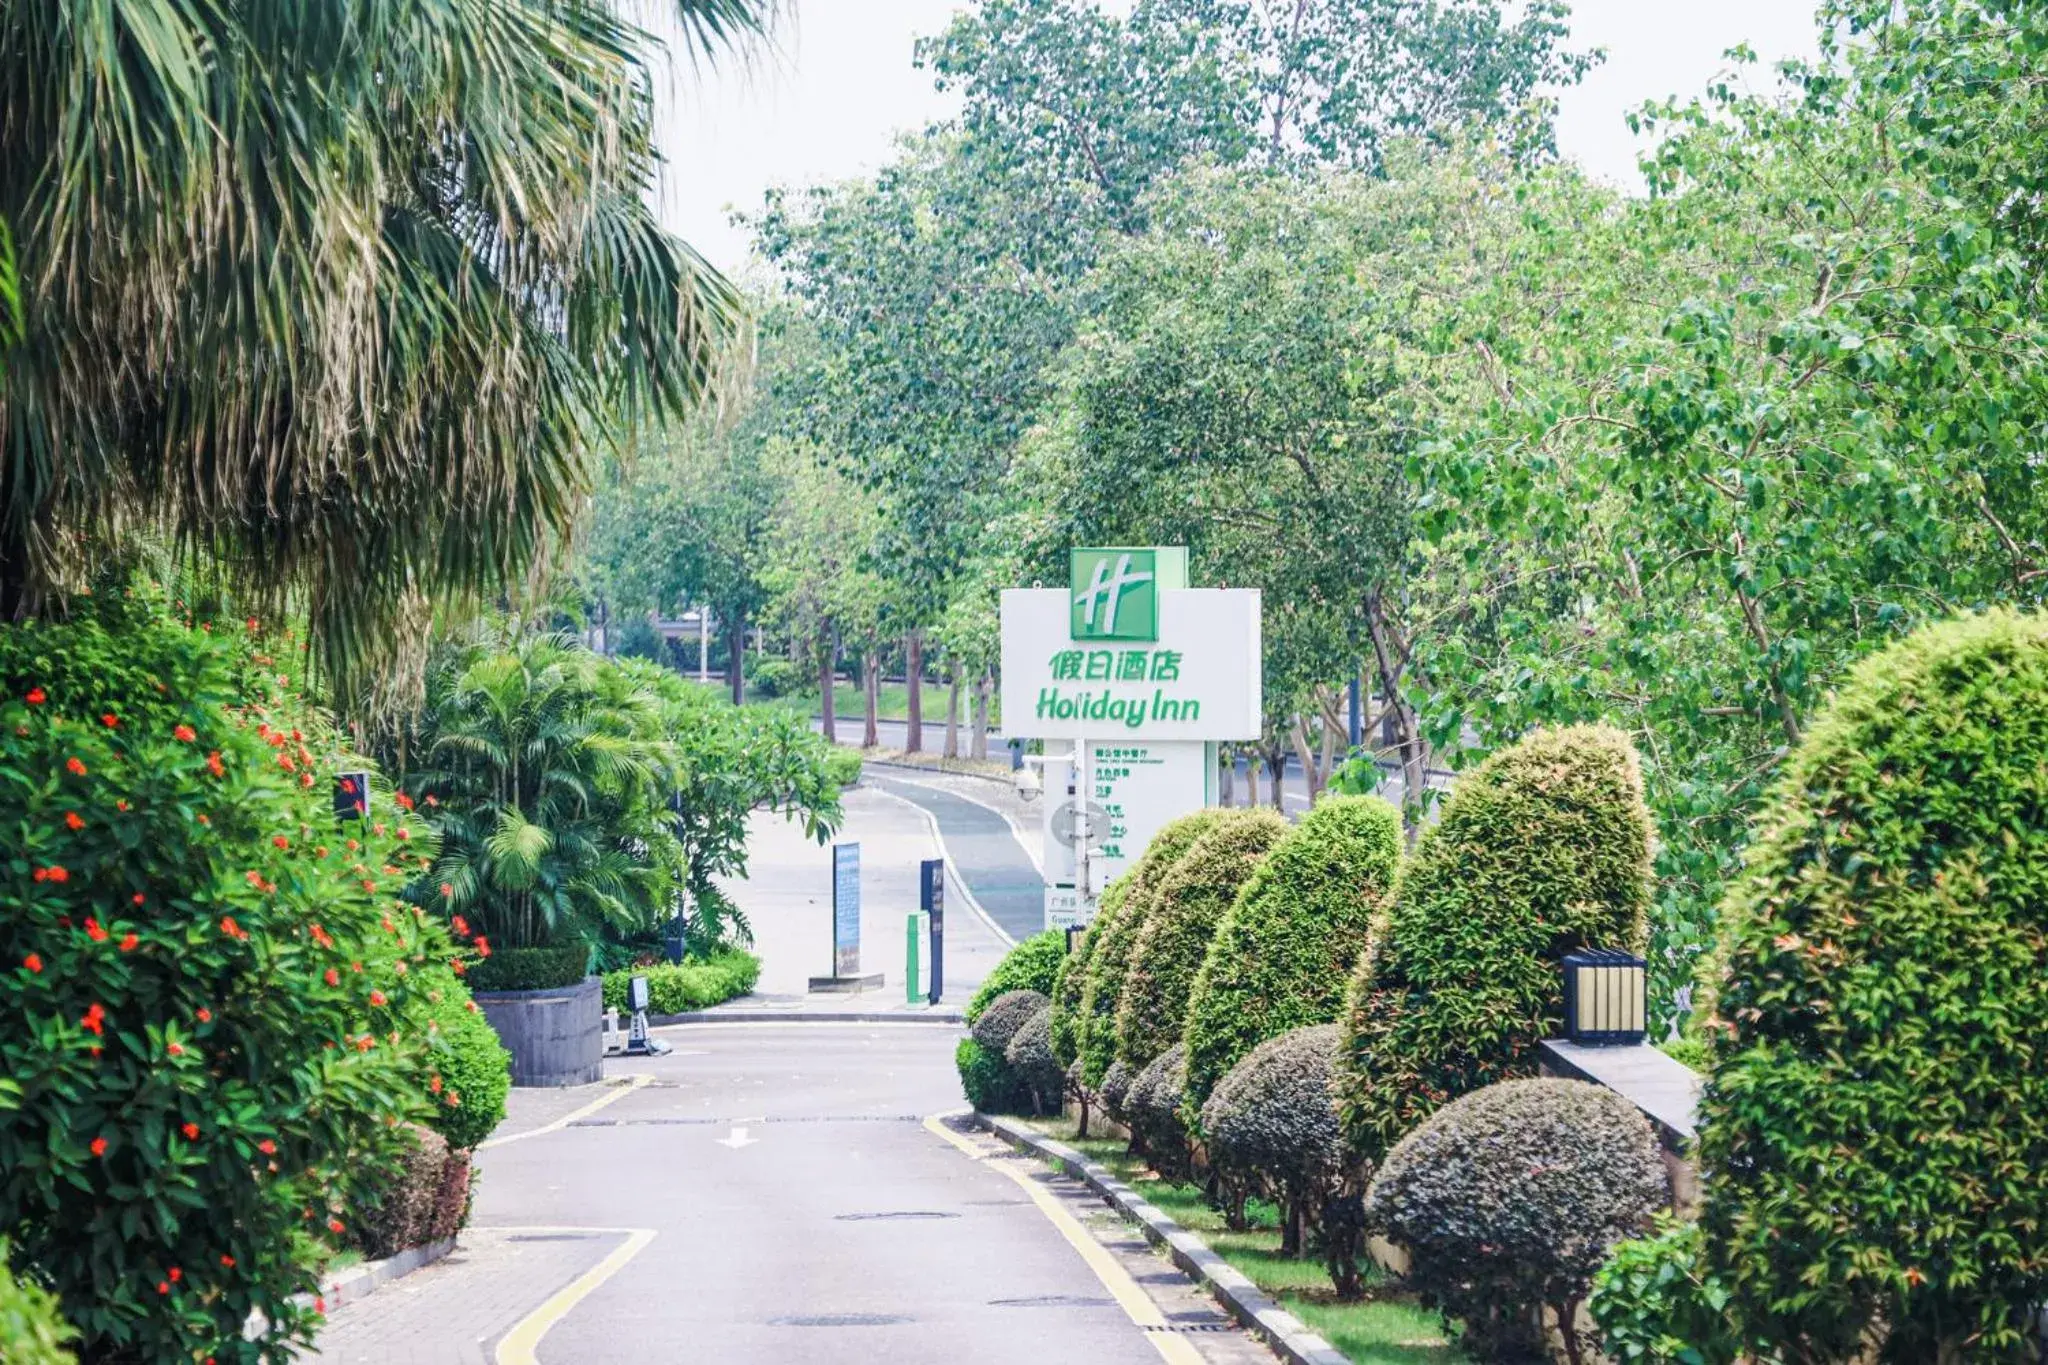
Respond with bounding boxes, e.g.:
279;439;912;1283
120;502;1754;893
1004;1008;1064;1117
1076;809;1229;1086
954;1037;1017;1113
1696;610;2048;1363
0;592;461;1363
600;949;760;1017
358;1125;451;1260
957;990;1049;1114
965;932;1066;1024
1183;795;1401;1113
1335;724;1653;1163
410;966;511;1151
1199;1025;1361;1293
466;944;589;992
425;1148;474;1246
1115;808;1288;1072
970;989;1049;1057
0;1240;76;1365
1365;1078;1668;1365
1587;1217;1742;1365
1049;878;1125;1070
1124;1043;1192;1178
1099;1058;1136;1124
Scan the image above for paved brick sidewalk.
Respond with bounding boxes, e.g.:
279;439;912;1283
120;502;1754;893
297;1227;622;1364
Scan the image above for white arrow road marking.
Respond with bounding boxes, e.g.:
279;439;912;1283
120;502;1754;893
716;1125;757;1149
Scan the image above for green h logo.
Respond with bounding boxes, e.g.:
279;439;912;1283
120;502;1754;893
1071;549;1158;641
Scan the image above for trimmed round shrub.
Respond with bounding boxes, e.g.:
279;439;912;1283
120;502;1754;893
1125;1043;1192;1178
1183;795;1401;1113
411;967;511;1151
600;949;760;1016
1200;1025;1360;1291
970;989;1050;1057
1076;809;1230;1086
1114;808;1288;1071
0;1239;76;1365
466;943;588;992
359;1124;451;1260
1365;1078;1667;1364
1004;1008;1063;1117
1587;1217;1742;1365
1099;1058;1137;1124
0;594;459;1362
966;931;1066;1024
954;1037;1017;1113
1334;724;1653;1163
1049;878;1127;1070
1697;610;2048;1363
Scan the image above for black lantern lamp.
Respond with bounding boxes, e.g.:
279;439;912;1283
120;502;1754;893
333;771;371;822
1560;949;1647;1046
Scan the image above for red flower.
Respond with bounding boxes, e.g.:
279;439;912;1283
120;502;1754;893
351;961;362;973
220;1255;235;1268
81;1003;105;1036
116;799;130;811
257;1139;276;1155
120;933;138;952
157;1281;169;1295
173;725;197;742
475;936;491;958
25;688;45;705
465;1000;479;1013
328;1219;344;1235
22;953;42;974
277;753;295;772
182;1122;200;1140
396;827;411;841
132;893;145;905
219;916;244;939
64;757;86;776
246;616;259;631
355;1035;374;1052
40;865;70;884
64;811;84;831
430;1075;443;1094
369;990;387;1007
394;792;415;811
84;917;107;942
90;1137;107;1157
315;1297;326;1315
167;1042;184;1057
206;751;224;778
323;969;339;987
197;1007;212;1022
100;713;118;729
272;835;289;849
168;1267;181;1282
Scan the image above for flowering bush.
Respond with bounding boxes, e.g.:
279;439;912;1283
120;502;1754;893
0;594;462;1362
598;950;760;1017
406;966;509;1152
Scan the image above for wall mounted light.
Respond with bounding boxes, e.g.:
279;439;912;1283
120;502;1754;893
1561;949;1647;1046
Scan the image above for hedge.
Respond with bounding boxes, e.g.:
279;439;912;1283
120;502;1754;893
599;950;760;1017
1697;610;2048;1362
1182;795;1400;1113
1113;808;1288;1072
1333;724;1653;1163
1004;1008;1064;1117
1074;808;1230;1086
410;966;511;1151
1365;1078;1667;1364
359;1125;451;1260
965;931;1066;1024
467;944;589;992
1048;875;1125;1069
1124;1043;1192;1179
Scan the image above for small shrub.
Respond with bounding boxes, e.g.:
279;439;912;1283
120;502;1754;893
1698;610;2048;1362
358;1125;451;1260
1004;1009;1063;1117
1047;910;1097;1070
965;932;1066;1024
955;1037;1019;1113
1200;1025;1360;1293
411;967;511;1151
1335;724;1654;1163
1076;810;1229;1085
1365;1078;1668;1365
1183;795;1401;1112
0;1240;75;1365
600;950;760;1017
1115;808;1288;1071
425;1150;474;1245
970;989;1049;1057
824;747;863;789
1099;1058;1136;1124
750;657;799;699
467;944;589;992
1587;1217;1742;1365
1124;1043;1192;1178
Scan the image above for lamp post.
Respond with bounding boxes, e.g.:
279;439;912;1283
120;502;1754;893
1560;949;1648;1046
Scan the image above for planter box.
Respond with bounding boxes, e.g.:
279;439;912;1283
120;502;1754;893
475;975;604;1087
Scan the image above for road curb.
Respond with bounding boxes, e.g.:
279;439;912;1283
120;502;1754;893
975;1114;1352;1365
653;1008;964;1025
316;1236;457;1312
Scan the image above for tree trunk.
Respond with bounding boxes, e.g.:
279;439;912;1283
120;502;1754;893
1264;745;1289;810
863;653;880;749
971;673;991;762
1364;590;1427;838
1246;756;1261;807
818;634;838;746
944;668;962;759
1218;749;1234;806
904;630;924;754
724;606;745;706
1290;717;1322;803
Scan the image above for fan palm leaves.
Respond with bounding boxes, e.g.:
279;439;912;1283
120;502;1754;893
0;0;770;697
410;632;686;950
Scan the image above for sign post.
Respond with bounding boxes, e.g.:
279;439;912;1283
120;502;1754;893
920;858;945;1005
808;841;882;993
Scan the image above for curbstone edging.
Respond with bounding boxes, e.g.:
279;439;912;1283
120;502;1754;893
313;1236;457;1312
976;1114;1353;1365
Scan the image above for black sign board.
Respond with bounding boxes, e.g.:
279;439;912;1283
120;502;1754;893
334;771;370;821
920;858;945;1006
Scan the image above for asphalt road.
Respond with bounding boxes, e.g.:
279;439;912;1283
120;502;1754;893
865;773;1046;944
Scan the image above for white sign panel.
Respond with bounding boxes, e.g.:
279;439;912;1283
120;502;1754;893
1001;588;1260;741
1084;740;1209;891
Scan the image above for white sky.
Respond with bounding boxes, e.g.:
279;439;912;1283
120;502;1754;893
650;2;1824;275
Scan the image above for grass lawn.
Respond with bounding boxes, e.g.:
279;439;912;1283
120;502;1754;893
1030;1120;1464;1365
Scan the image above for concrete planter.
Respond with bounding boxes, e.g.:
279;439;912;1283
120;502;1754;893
475;975;604;1087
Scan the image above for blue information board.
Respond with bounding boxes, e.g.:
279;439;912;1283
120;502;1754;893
832;843;861;978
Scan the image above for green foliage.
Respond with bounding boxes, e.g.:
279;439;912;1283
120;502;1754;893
1365;1079;1668;1365
1183;795;1401;1112
954;1037;1018;1114
1098;1059;1136;1125
359;1125;451;1260
0;0;764;696
1114;808;1289;1071
1335;724;1653;1162
969;990;1050;1059
600;951;761;1017
1696;610;2048;1362
1003;1008;1064;1117
466;946;589;993
965;931;1068;1024
0;1239;74;1365
1587;1218;1741;1365
0;597;456;1362
1124;1043;1192;1179
1075;809;1230;1086
409;968;511;1152
749;658;799;699
823;748;864;789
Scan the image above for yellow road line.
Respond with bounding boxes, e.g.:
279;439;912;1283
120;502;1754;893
478;1073;652;1151
492;1226;657;1365
922;1113;1206;1365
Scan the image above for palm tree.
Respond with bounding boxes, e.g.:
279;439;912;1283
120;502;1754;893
411;633;685;951
0;0;770;698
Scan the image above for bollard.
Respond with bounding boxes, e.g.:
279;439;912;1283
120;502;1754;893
905;913;923;1005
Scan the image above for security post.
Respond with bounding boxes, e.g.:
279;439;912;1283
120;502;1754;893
920;858;945;1005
